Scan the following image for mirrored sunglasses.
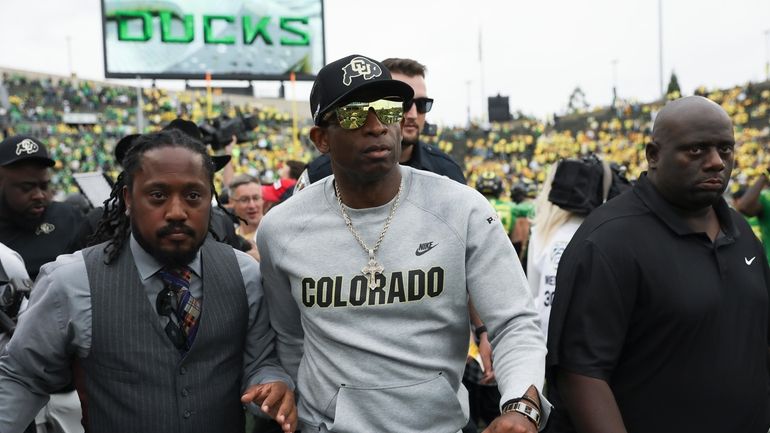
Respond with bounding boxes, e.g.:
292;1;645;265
404;97;434;114
330;99;404;130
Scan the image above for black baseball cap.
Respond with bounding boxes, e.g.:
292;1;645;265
0;135;55;167
310;54;414;125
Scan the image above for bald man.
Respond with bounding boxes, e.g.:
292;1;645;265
544;96;770;433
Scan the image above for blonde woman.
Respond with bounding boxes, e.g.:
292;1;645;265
526;163;585;338
527;155;626;338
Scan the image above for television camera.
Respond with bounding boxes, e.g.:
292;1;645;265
198;107;259;150
0;260;32;335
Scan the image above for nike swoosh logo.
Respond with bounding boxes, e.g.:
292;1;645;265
746;257;756;265
415;242;438;256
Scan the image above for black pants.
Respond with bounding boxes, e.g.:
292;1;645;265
463;379;501;431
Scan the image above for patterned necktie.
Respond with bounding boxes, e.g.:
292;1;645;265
158;266;201;350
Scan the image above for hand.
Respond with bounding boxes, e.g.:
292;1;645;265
483;411;537;433
245;240;261;262
477;333;495;384
241;381;297;433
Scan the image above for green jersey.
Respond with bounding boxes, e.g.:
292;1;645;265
512;202;535;219
490;199;516;234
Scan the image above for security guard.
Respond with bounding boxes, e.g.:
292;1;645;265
0;135;83;280
0;135;84;433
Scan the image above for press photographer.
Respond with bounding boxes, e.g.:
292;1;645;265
0;242;50;433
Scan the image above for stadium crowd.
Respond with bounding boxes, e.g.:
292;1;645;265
0;72;313;196
3;70;770;203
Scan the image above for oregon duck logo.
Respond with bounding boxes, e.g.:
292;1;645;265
341;57;382;86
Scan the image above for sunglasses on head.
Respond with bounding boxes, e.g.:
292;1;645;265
156;288;187;351
326;99;404;130
404;97;434;114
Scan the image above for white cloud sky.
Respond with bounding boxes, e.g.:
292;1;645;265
1;0;769;125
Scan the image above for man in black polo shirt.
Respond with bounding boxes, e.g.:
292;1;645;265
546;96;770;433
0;135;84;433
302;57;465;185
0;135;83;280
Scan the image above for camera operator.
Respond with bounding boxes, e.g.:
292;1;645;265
0;241;80;433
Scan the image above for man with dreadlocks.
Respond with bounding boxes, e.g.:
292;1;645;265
0;129;297;433
71;119;245;253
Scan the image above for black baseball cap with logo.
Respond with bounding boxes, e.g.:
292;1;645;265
310;54;414;125
0;135;55;167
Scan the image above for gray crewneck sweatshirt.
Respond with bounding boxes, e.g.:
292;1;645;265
258;166;548;432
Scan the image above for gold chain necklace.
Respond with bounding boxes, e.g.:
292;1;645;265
334;179;404;290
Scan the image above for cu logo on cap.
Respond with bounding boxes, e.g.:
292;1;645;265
342;57;382;86
16;139;39;156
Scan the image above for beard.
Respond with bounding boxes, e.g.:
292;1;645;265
0;193;46;231
132;220;206;268
401;129;420;148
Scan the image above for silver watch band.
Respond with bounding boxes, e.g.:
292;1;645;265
502;400;541;429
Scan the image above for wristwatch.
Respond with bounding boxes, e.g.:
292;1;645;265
502;399;541;429
473;325;488;340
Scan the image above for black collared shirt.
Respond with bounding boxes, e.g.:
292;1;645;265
0;201;84;280
546;173;770;433
306;141;466;184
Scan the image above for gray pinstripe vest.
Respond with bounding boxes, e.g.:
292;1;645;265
80;238;248;433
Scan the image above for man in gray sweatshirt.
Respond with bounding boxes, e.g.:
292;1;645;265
258;54;549;433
